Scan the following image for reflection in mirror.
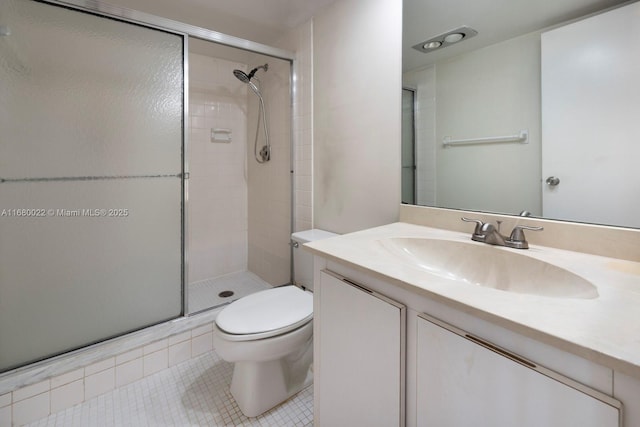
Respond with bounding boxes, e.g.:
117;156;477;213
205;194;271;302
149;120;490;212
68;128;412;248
402;0;639;229
401;88;416;205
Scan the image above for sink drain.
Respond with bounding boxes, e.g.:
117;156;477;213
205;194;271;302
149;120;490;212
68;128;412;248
218;290;234;298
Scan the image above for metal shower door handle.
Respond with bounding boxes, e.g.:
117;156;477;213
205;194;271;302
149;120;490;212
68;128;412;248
546;176;560;186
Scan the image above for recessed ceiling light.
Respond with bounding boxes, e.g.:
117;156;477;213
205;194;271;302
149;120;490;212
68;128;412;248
444;33;464;43
412;26;478;54
423;41;442;49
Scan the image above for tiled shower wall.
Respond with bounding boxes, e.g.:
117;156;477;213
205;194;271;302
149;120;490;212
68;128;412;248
245;19;314;286
188;53;249;283
246;56;293;286
190;21;313;287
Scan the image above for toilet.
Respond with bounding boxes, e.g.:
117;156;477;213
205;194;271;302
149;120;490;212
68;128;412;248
212;229;337;417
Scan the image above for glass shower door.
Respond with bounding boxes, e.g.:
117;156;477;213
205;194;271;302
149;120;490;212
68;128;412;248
0;0;184;372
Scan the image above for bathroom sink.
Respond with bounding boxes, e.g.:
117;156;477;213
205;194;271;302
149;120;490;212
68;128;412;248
378;238;598;299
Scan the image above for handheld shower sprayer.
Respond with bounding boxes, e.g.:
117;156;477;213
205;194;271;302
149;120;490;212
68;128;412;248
233;64;270;163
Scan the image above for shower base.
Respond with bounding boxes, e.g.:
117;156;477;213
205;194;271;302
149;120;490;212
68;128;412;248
188;271;272;314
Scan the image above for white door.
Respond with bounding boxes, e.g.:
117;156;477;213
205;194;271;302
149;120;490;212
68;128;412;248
541;2;640;228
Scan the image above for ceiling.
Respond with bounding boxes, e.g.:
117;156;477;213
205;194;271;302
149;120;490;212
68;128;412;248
403;0;631;71
109;0;632;71
185;0;338;33
110;0;338;45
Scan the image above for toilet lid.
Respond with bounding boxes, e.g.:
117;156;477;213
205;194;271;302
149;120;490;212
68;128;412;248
216;286;313;337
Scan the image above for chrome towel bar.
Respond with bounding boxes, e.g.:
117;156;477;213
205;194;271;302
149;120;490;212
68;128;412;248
443;129;528;146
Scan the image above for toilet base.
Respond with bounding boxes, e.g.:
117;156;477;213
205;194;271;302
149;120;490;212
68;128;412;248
229;342;313;417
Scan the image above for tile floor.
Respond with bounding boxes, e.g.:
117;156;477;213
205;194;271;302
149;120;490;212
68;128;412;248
188;272;272;314
27;349;313;426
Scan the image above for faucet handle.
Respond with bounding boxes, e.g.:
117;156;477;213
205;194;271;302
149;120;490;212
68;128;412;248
461;217;484;235
508;225;544;249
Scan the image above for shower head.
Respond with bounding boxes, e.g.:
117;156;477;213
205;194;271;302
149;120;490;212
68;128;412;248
233;69;251;83
232;64;271;163
233;63;268;83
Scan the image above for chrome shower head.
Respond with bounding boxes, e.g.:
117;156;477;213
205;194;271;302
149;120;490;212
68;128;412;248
233;69;251;83
232;64;271;163
232;63;268;83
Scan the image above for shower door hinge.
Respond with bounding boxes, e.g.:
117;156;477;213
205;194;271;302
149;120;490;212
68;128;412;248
183;172;190;180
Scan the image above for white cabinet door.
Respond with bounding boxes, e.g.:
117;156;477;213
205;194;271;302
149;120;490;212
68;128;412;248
416;314;621;427
316;270;406;427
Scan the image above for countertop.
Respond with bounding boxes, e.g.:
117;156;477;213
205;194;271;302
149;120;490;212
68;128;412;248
304;222;640;380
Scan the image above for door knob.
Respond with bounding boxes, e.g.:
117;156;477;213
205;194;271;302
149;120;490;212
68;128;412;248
546;176;560;186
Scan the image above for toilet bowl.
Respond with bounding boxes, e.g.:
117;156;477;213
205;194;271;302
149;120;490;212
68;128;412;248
213;285;313;417
212;229;337;417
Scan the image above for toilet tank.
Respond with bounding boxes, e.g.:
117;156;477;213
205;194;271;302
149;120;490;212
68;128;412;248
292;229;338;291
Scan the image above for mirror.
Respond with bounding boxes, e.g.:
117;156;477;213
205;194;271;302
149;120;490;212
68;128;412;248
402;0;639;229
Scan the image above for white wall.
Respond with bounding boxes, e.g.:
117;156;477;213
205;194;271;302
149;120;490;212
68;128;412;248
313;0;402;234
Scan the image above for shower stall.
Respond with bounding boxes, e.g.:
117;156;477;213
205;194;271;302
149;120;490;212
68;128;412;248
186;40;293;314
0;0;294;376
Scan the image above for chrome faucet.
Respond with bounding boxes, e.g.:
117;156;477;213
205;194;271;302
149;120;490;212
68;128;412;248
461;217;543;249
478;222;507;246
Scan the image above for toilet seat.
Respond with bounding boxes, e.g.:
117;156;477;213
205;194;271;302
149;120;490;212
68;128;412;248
215;286;313;342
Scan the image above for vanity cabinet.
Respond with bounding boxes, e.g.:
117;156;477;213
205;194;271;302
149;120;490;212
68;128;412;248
315;270;406;427
312;258;640;427
416;314;621;427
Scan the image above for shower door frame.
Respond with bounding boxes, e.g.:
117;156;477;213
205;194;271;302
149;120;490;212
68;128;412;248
36;0;297;315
